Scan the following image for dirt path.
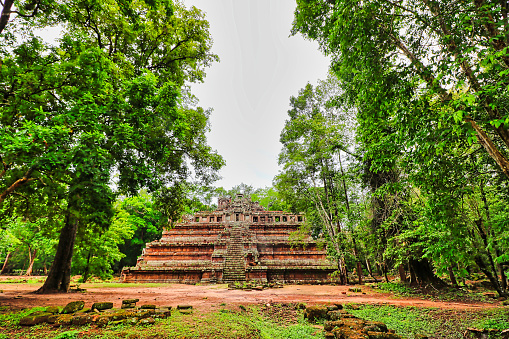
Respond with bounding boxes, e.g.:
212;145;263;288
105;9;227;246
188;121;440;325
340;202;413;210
0;277;500;312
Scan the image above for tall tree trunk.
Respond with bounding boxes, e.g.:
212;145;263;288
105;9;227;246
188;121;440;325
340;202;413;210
382;262;390;283
398;264;407;283
408;258;446;287
409;262;417;285
448;266;459;287
25;248;37;276
362;259;380;282
82;251;92;283
475;256;507;297
36;211;79;293
478;180;508;293
474;219;502;291
1;251;11;274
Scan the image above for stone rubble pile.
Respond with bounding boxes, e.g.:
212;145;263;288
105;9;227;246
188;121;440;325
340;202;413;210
18;299;188;327
304;304;425;339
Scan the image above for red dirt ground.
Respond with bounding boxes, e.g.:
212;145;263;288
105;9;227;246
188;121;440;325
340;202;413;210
0;276;500;312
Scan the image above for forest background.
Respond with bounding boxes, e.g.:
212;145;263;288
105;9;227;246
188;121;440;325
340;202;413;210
1;0;509;298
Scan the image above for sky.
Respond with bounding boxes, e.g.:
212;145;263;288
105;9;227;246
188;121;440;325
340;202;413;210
183;0;330;190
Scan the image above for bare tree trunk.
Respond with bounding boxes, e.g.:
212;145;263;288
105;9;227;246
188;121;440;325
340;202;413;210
82;251;92;283
25;248;37;276
448;266;459;287
409;258;446;287
409;262;417;285
1;251;11;274
398;264;407;282
36;209;79;293
362;260;380;282
382;262;390;283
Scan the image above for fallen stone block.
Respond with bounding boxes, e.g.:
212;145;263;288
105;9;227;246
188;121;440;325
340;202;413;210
122;299;139;307
139;317;155;324
45;306;60;314
61;301;85;314
92;302;114;311
328;309;356;320
71;314;94;326
140;304;156;309
19;312;52;326
304;305;328;322
177;305;193;310
363;321;388;333
53;314;74;325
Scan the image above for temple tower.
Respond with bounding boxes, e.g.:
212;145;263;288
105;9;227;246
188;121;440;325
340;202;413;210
121;194;334;284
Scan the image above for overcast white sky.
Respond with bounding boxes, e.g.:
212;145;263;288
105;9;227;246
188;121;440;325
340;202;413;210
183;0;330;190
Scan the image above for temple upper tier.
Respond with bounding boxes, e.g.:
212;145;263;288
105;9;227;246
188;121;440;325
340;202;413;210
121;194;334;284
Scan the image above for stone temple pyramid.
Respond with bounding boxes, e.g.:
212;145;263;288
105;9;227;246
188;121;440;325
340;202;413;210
121;194;334;284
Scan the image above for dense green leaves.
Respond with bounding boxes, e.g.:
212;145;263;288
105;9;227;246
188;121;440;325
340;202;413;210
0;0;223;291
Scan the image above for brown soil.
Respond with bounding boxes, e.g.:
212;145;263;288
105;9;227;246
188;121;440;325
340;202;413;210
0;276;499;312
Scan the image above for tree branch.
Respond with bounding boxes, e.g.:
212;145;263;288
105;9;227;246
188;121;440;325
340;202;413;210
0;168;37;205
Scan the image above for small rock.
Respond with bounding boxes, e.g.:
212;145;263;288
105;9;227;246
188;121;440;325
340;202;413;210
53;314;74;325
177;305;193;310
19;313;52;326
122;298;140;304
140;304;157;309
121;303;136;309
45;306;60;314
139;317;155;324
71;314;94;325
92;302;114;311
61;300;85;314
304;305;328;322
179;309;193;315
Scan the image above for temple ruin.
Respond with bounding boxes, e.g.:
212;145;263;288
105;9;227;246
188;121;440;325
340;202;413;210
121;194;335;284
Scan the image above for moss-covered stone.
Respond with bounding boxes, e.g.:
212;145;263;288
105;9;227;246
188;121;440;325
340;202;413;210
19;313;52;326
121;303;136;309
179;309;193;315
140;304;156;309
45;306;60;314
363;322;388;333
304;305;328;322
92;302;114;311
61;300;85;314
122;298;139;304
176;305;193;310
139;317;155;324
71;314;94;325
53;314;74;325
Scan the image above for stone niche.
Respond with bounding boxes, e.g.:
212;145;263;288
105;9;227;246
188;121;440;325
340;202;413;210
121;194;335;284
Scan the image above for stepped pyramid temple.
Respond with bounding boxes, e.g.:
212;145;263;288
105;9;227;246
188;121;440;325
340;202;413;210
121;194;335;284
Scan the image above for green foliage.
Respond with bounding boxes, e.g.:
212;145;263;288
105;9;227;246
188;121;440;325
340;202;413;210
292;0;509;293
348;304;509;339
0;307;46;327
110;193;164;271
51;331;79;339
1;0;224;290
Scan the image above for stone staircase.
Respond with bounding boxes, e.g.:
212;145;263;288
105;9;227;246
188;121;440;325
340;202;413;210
222;224;246;283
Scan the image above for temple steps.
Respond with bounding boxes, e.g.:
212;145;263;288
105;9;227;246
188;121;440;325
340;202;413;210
222;226;246;283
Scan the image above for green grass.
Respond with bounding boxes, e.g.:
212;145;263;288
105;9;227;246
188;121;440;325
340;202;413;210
0;306;323;339
346;303;509;339
373;281;493;303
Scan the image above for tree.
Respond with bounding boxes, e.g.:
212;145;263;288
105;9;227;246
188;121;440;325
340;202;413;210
293;0;509;179
275;77;363;284
113;193;164;271
292;0;509;293
1;0;224;292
